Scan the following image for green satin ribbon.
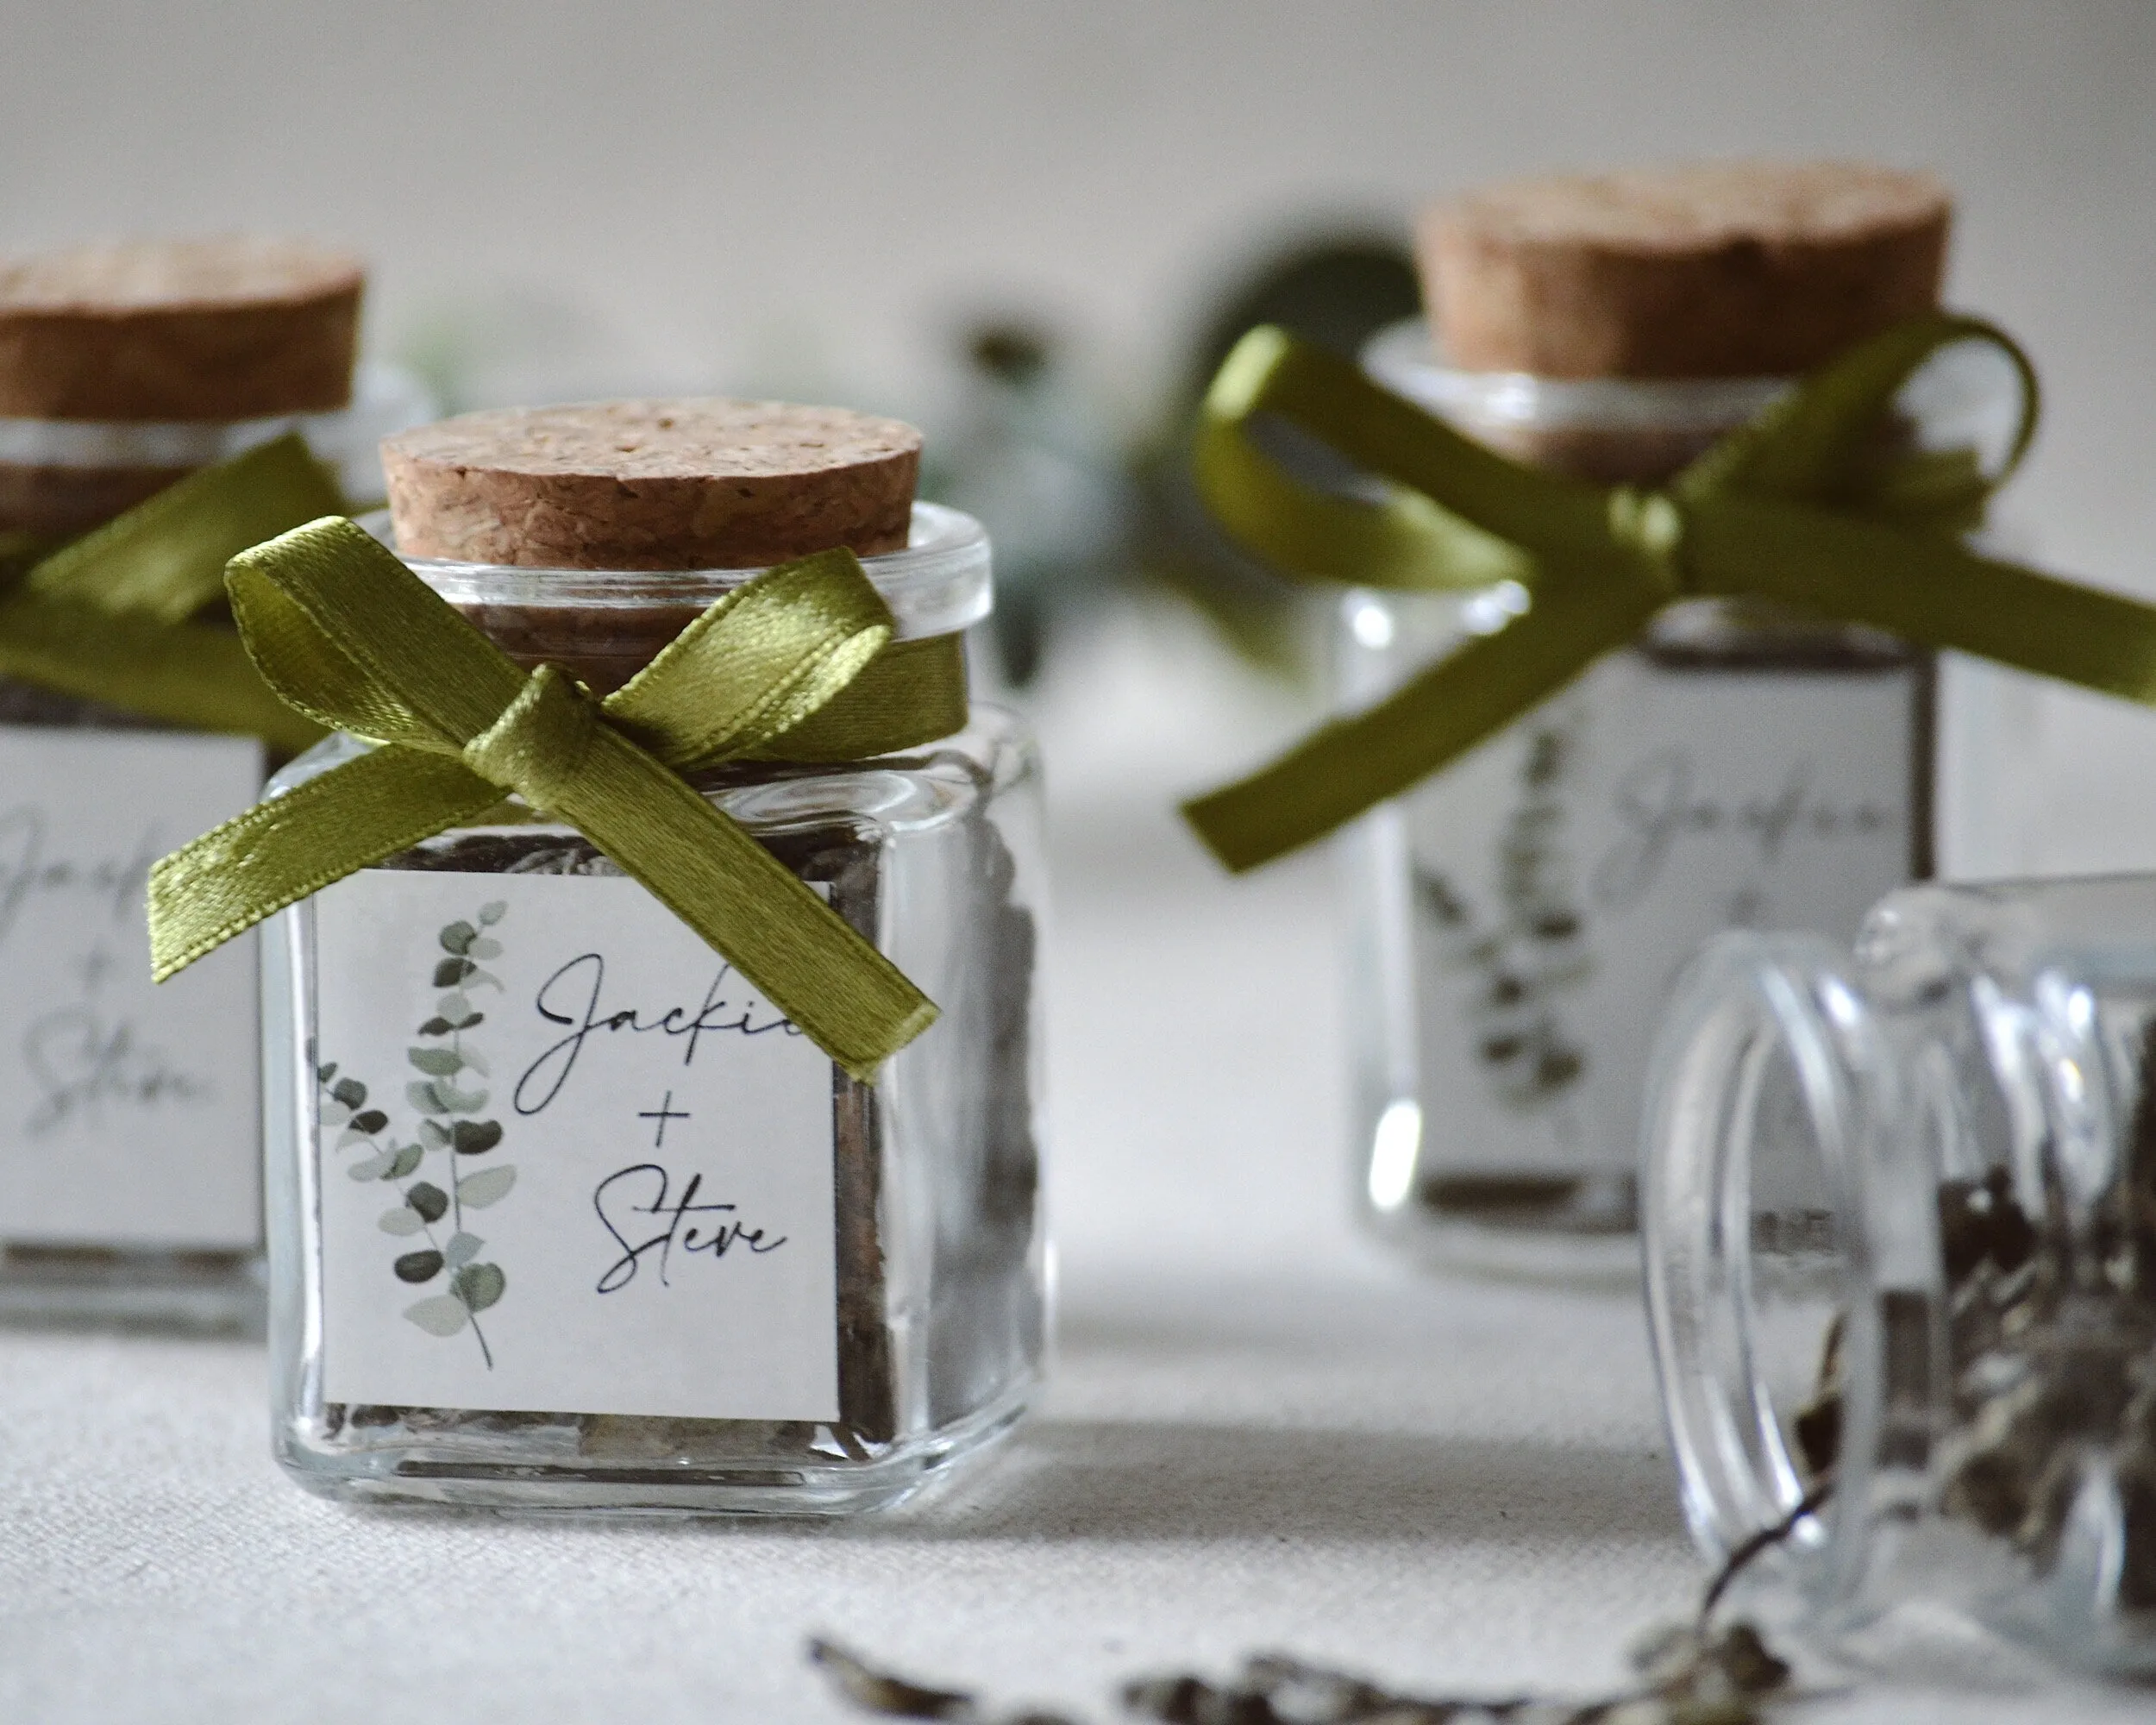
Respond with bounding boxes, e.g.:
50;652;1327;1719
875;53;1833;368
0;435;343;751
148;517;964;1079
1185;312;2156;871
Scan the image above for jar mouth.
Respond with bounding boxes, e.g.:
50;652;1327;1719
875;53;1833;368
1363;319;1791;436
1643;932;1872;1587
0;363;431;502
1363;318;2028;481
371;499;993;644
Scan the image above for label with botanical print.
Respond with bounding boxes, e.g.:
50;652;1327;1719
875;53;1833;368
0;727;262;1247
313;869;840;1421
1404;652;1918;1176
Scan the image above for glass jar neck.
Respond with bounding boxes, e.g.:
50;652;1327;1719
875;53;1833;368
1363;320;1789;485
0;364;429;535
374;500;993;697
1362;317;2028;490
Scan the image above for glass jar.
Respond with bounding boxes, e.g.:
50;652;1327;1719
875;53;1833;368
1342;321;2026;1281
1643;878;2156;1675
263;501;1048;1515
0;367;430;1331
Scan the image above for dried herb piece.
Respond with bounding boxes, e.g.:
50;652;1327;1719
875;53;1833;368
813;1623;1793;1725
1789;1314;1843;1483
812;1564;1799;1725
807;1640;983;1721
1938;1166;2035;1284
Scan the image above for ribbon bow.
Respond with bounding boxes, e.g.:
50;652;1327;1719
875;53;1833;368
0;434;342;752
148;518;961;1080
1187;312;2156;871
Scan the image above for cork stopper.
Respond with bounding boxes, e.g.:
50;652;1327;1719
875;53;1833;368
384;399;923;571
0;237;364;420
1420;161;1950;379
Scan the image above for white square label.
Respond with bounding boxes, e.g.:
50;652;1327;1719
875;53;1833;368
0;726;262;1248
313;869;840;1421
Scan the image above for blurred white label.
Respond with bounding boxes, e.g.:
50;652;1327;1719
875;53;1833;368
1404;650;1917;1176
0;727;262;1247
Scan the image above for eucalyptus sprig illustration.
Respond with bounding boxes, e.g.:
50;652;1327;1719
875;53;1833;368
1416;712;1593;1111
320;899;516;1367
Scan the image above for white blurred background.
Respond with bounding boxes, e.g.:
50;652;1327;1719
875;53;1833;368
7;0;2155;867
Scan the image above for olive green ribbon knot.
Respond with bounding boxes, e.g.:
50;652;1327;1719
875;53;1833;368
1186;311;2156;871
0;433;343;751
149;516;959;1080
462;665;603;806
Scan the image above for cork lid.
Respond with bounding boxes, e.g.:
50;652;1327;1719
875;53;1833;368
0;237;364;420
384;399;924;570
1420;161;1951;379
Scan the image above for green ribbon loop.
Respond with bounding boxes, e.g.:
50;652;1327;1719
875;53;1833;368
0;435;344;751
148;517;960;1081
1186;311;2153;872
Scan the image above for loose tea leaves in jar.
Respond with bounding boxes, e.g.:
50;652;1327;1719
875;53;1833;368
1929;1038;2156;1611
1645;877;2156;1673
200;398;1047;1513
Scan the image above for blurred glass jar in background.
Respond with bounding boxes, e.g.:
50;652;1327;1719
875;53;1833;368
1339;164;2029;1279
1644;877;2156;1676
0;238;428;1331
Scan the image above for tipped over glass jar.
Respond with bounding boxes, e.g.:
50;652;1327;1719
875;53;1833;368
1645;876;2156;1675
262;401;1047;1514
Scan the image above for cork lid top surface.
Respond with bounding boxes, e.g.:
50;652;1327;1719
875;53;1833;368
0;237;361;315
1421;160;1952;379
384;398;924;570
1439;161;1948;251
0;236;365;421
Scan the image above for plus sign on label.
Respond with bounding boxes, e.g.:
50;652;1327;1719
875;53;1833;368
638;1091;691;1147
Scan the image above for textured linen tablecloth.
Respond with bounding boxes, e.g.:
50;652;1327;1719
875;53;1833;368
1;612;2147;1722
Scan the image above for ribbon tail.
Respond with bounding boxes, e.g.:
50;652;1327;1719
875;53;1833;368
552;728;937;1082
148;747;502;981
1183;583;1659;871
26;434;346;623
0;593;326;752
1691;496;2156;703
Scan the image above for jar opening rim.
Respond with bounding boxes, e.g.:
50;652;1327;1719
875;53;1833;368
1363;319;1791;434
1363;318;2025;469
0;363;427;474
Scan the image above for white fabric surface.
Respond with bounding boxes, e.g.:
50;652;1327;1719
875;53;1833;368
2;612;2149;1722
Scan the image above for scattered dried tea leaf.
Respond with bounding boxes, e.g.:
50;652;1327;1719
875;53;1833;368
815;1623;1796;1725
808;1639;978;1720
